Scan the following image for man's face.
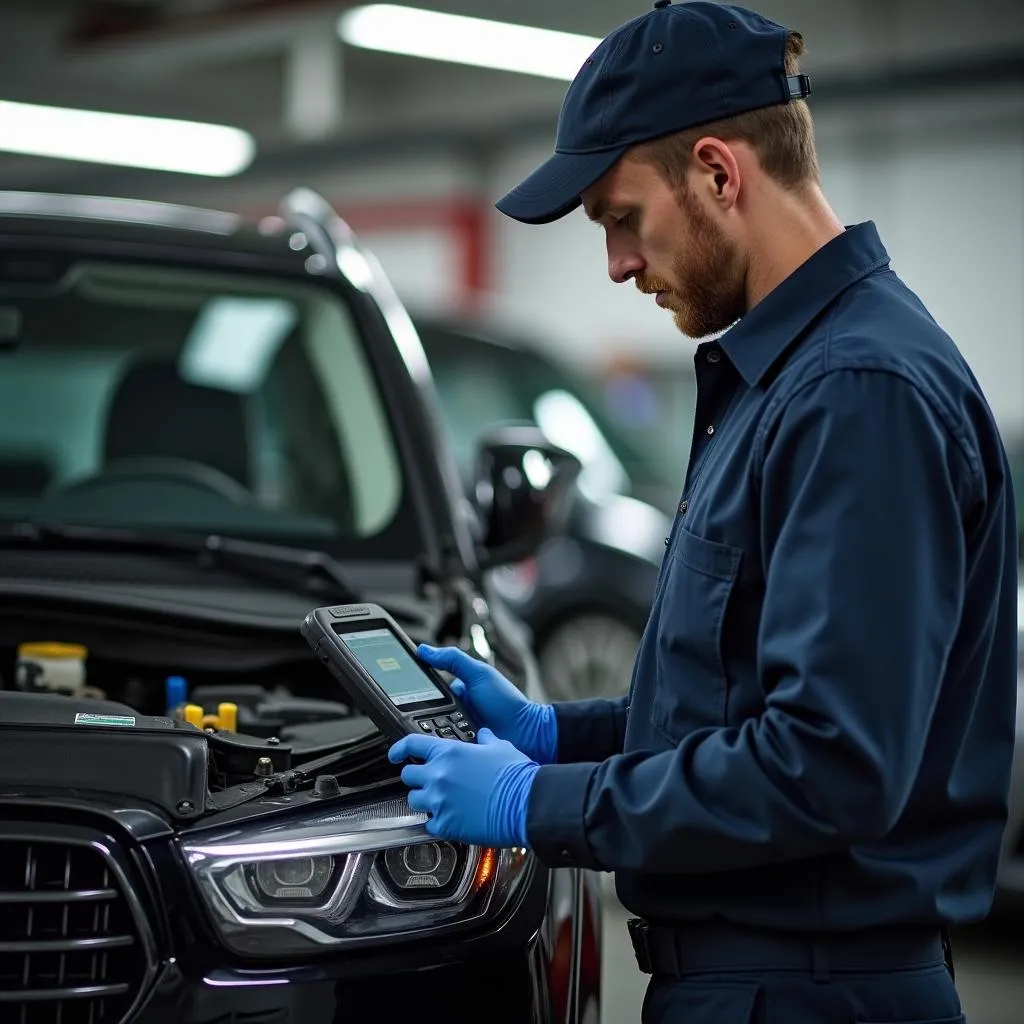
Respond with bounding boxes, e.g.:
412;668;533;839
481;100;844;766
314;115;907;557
582;154;746;339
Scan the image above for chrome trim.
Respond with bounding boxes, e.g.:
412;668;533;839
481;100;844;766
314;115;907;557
0;886;116;904
0;934;135;953
0;982;131;1004
277;187;434;386
184;819;430;863
0;191;241;234
0;825;158;1024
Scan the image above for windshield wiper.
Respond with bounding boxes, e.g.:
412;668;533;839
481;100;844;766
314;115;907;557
0;520;361;601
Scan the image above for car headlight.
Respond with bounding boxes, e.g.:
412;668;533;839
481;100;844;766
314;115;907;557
181;793;531;958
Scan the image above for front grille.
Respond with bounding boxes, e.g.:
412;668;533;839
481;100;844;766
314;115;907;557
0;837;147;1024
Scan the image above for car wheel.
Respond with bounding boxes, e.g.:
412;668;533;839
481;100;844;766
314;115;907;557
537;613;641;701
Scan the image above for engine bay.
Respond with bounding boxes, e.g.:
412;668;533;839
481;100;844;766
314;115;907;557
0;612;400;809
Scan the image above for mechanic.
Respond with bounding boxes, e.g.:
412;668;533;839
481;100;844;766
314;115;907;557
388;2;1020;1021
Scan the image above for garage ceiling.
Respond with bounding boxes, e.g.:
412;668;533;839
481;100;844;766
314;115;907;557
0;0;1021;196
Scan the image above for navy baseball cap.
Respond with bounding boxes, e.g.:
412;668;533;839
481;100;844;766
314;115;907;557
495;1;811;225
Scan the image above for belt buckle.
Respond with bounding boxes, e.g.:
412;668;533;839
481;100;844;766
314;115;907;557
627;917;653;974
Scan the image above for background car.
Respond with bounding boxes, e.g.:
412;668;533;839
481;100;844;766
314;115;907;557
414;312;677;701
0;189;602;1024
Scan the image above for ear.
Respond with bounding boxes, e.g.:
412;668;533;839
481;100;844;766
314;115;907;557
689;137;741;211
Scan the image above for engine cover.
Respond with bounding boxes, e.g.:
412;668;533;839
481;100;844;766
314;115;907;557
0;691;208;821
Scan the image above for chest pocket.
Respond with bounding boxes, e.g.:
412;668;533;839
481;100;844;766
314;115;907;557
650;526;743;743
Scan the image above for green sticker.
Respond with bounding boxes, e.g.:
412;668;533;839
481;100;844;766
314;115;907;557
74;713;136;728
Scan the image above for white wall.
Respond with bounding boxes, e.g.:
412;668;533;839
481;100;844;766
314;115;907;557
816;94;1024;435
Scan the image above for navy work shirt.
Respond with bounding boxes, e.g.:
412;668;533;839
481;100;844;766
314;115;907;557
525;222;1019;931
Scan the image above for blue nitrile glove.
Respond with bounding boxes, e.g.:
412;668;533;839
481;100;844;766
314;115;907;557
388;728;539;848
417;644;558;765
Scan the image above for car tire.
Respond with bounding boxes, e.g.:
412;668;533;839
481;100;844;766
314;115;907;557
537;613;642;701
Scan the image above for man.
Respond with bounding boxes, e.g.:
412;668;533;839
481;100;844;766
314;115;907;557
388;2;1020;1021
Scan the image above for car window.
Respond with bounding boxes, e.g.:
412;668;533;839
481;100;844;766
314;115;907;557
0;259;406;546
429;354;527;479
419;325;659;496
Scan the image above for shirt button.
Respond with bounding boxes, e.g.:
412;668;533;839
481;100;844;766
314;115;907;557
560;849;573;863
706;425;715;436
678;500;688;514
706;349;721;364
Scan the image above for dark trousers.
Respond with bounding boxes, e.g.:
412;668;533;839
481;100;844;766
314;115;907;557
630;919;964;1024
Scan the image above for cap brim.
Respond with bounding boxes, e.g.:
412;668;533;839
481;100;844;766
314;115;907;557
495;147;627;225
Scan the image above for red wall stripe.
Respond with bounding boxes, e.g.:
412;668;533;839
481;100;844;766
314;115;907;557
335;197;489;309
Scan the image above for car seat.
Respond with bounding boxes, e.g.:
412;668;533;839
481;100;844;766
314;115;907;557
103;359;253;491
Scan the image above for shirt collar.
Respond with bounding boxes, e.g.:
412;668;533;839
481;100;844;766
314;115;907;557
717;221;891;387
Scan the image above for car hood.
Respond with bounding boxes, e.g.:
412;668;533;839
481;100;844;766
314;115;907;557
0;558;435;633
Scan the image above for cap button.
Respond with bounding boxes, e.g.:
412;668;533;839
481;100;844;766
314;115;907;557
653;0;671;8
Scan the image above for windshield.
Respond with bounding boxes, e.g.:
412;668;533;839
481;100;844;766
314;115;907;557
417;322;676;503
0;257;415;555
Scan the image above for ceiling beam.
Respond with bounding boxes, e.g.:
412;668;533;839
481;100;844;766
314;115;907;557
63;0;354;70
2;44;1021;198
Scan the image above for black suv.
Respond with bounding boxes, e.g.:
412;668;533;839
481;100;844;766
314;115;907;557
0;189;602;1024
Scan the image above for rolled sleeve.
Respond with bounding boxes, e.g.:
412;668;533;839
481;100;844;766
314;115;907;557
527;369;976;874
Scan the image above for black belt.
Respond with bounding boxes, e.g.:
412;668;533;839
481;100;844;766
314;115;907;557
627;918;956;981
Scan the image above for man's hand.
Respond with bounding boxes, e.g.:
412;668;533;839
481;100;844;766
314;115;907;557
388;728;539;848
417;644;558;765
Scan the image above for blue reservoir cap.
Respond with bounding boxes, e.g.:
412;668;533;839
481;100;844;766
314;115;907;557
165;675;188;714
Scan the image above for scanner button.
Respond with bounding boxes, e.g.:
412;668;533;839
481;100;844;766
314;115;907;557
433;717;452;729
436;727;456;739
418;721;434;732
460;730;476;741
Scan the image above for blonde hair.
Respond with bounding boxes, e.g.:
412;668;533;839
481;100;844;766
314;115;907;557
633;32;820;192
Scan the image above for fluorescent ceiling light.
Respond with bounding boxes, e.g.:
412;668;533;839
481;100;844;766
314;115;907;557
0;100;255;177
338;4;600;81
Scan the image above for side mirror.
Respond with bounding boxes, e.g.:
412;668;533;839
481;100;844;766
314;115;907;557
473;425;581;570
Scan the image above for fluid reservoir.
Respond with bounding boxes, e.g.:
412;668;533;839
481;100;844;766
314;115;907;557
16;642;88;696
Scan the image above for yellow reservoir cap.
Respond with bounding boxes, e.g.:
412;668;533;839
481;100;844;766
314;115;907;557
18;642;88;660
218;703;238;733
186;703;237;732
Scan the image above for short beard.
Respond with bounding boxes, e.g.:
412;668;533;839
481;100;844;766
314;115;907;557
637;185;747;340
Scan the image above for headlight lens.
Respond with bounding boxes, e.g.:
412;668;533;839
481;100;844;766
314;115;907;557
253;856;337;901
377;841;461;896
181;794;530;957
